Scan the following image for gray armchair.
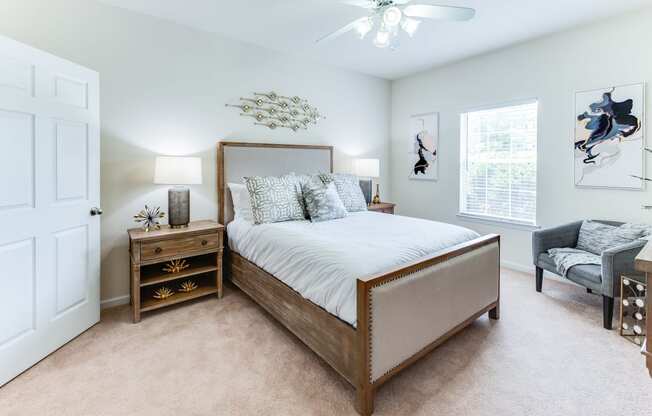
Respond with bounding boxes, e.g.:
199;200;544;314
532;220;646;330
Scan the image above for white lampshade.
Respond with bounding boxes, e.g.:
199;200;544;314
154;156;202;185
353;158;380;178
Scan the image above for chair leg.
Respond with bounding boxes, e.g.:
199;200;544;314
586;288;592;294
535;267;543;292
602;295;614;330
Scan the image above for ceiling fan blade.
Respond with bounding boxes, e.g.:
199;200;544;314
316;17;366;43
339;0;375;8
403;5;475;21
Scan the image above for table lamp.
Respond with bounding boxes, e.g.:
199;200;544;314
353;158;380;205
154;156;202;228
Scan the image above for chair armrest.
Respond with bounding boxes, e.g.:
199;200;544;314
601;240;647;297
532;221;583;264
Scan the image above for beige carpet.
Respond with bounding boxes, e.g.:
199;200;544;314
1;268;651;415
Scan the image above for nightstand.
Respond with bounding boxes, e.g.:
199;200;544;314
128;220;224;323
368;202;395;214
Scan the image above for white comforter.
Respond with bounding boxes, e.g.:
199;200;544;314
228;211;480;326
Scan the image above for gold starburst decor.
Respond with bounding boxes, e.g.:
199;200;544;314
162;259;189;274
178;280;198;293
225;91;324;132
134;205;165;232
153;286;174;300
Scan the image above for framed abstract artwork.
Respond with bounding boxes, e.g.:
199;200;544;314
409;112;439;181
574;83;645;189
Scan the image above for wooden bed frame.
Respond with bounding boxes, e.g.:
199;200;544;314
217;141;500;415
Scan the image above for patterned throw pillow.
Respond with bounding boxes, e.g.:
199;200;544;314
576;220;646;255
289;173;319;219
318;173;367;212
301;179;347;222
244;175;305;224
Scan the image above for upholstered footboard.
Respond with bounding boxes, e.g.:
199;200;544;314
355;234;500;415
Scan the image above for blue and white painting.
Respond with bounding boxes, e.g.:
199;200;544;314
574;83;645;189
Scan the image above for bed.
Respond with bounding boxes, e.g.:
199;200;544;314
217;142;500;415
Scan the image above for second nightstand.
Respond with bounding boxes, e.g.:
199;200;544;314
128;220;224;323
367;202;396;214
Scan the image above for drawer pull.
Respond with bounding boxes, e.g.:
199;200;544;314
201;240;208;246
155;247;163;254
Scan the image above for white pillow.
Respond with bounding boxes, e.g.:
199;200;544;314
228;182;253;222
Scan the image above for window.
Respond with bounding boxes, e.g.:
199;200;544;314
459;101;537;226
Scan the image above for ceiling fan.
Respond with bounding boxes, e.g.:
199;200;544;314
316;0;475;49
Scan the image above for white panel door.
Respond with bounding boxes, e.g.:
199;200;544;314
0;35;100;386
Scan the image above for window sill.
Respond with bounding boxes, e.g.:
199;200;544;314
456;213;540;231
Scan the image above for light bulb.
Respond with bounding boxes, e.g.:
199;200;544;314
623;299;630;307
373;30;391;48
636;298;645;307
634;325;642;334
355;18;373;39
636;283;644;291
383;6;402;27
635;312;644;320
400;17;420;37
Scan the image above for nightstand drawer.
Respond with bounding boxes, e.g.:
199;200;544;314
377;207;394;214
141;233;219;261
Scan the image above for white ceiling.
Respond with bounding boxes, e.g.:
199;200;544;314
99;0;652;80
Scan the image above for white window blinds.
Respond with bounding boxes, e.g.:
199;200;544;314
460;101;538;225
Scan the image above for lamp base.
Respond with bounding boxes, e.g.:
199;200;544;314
372;184;381;204
168;186;190;228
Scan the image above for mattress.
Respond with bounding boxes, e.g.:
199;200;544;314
227;211;480;327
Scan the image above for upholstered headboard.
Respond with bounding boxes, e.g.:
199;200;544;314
217;141;333;225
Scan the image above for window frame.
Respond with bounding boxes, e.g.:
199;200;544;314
458;98;539;228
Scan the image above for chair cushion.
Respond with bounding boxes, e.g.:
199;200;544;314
537;253;558;273
537;253;602;288
567;264;602;285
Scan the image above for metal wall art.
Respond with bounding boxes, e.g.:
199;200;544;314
226;91;324;132
134;205;165;232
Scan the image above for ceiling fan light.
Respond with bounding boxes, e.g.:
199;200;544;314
400;17;420;37
373;30;391;48
355;17;373;39
383;6;402;27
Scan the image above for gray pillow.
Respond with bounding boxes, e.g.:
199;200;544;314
302;179;347;222
318;173;367;212
619;223;652;239
244;174;305;224
576;220;645;255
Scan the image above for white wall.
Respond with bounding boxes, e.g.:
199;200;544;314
391;8;652;271
0;0;391;304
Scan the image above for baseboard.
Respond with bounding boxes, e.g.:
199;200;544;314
100;294;130;310
501;260;577;287
500;260;533;274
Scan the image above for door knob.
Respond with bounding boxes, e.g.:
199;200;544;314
90;207;103;216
